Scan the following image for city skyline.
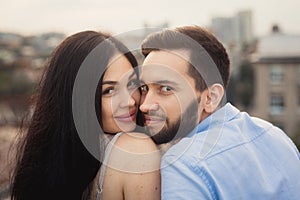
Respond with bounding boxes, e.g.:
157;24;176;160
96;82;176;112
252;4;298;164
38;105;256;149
1;0;300;37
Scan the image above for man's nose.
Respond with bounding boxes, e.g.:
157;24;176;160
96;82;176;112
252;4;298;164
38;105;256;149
139;91;159;113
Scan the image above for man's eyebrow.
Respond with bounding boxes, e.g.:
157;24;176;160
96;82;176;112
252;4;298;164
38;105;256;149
156;80;178;86
142;80;179;86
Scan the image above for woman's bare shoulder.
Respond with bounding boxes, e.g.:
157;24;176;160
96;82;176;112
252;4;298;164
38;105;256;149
101;132;161;200
106;132;160;173
114;132;158;153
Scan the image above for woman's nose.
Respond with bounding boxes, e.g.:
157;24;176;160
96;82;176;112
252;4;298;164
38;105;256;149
119;91;137;108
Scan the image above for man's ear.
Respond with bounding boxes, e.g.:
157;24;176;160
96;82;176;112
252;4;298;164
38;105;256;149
203;83;224;113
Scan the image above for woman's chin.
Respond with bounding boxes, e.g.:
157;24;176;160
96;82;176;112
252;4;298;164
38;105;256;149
117;122;137;133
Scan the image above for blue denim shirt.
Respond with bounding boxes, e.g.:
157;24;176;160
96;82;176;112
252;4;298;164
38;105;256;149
161;103;300;199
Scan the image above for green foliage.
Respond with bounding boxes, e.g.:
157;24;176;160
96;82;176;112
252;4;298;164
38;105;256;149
292;125;300;151
235;61;255;108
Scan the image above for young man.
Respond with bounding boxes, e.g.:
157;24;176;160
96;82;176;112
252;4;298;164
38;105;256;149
139;25;300;199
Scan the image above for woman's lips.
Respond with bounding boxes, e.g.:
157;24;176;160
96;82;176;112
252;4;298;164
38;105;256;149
114;110;136;122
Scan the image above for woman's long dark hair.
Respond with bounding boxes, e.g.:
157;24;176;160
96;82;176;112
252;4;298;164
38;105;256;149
9;31;137;199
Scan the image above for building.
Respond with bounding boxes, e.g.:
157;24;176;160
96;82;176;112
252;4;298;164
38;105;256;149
211;10;254;75
236;10;253;46
251;25;300;140
211;10;253;47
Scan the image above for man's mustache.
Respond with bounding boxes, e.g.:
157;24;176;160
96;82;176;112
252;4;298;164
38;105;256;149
142;110;167;121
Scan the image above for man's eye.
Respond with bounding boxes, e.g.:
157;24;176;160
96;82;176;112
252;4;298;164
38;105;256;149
161;86;173;93
140;85;148;93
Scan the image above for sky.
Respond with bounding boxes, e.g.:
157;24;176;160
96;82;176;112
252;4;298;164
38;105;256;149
1;0;300;37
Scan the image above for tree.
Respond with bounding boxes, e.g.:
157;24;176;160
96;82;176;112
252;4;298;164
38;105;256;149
234;60;254;109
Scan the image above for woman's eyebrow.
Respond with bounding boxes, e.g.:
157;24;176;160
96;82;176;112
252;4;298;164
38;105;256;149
102;71;136;85
102;80;117;85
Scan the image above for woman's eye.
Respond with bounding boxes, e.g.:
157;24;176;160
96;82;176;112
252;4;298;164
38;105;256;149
102;87;114;95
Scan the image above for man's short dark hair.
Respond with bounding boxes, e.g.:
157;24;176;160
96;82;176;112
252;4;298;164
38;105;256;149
141;25;230;92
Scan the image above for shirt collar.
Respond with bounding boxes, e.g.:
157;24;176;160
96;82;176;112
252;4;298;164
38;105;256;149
188;103;240;137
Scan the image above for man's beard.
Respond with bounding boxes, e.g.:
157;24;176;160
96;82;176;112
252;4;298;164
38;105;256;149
148;100;199;145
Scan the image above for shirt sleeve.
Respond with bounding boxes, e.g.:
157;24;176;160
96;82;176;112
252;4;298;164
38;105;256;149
161;154;215;200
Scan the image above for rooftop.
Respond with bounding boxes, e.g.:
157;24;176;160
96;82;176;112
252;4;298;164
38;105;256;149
256;25;300;59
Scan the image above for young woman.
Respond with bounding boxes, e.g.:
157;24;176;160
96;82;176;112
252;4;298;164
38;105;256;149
9;30;160;200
